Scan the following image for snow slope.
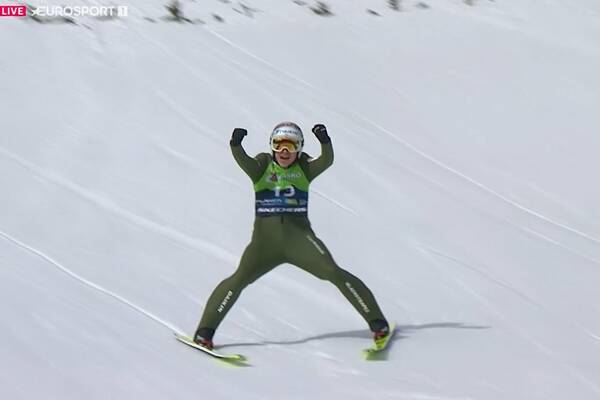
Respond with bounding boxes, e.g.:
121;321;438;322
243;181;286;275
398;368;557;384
1;0;600;399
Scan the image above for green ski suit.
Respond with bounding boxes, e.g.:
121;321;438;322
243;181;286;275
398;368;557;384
196;139;386;336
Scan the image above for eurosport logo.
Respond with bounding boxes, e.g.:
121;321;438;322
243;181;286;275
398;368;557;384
32;5;128;17
0;4;129;18
0;5;26;17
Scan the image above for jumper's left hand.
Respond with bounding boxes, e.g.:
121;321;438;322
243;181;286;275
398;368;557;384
312;124;330;144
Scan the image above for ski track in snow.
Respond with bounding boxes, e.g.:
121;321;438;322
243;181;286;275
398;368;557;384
0;227;185;335
153;89;224;146
205;28;321;93
362;116;600;245
130;24;264;129
0;146;237;264
355;140;600;270
518;226;600;267
154;142;247;191
417;246;600;397
206;47;308;117
358;123;600;270
312;189;358;216
417;244;600;343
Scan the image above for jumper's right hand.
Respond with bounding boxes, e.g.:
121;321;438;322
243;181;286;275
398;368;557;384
230;128;247;146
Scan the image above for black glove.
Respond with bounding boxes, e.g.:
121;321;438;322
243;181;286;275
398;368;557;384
312;124;330;144
230;128;247;146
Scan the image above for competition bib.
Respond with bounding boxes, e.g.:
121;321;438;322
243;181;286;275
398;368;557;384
254;161;310;216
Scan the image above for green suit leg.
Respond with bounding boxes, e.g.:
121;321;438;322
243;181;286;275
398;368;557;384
196;238;282;333
284;223;386;324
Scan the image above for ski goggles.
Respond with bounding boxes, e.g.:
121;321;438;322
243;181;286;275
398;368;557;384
271;139;300;153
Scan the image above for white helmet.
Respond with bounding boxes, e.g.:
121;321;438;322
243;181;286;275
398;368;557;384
270;121;304;153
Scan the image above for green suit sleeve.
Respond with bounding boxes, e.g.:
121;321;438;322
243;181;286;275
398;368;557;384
300;141;334;182
231;144;270;183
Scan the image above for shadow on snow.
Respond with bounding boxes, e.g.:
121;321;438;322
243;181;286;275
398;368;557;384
218;322;490;350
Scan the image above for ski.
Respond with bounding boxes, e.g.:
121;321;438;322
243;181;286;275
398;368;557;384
363;323;397;360
174;333;248;364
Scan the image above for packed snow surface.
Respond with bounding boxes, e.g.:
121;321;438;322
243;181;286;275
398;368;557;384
1;0;600;399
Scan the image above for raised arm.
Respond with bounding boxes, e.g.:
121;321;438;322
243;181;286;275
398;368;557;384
301;124;334;182
230;128;270;183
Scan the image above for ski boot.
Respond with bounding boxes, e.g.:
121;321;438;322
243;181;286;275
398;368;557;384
369;319;390;346
193;327;215;350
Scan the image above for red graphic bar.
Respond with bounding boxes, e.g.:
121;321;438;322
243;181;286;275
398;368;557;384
0;5;27;17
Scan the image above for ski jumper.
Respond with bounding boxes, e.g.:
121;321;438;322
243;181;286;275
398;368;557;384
196;140;386;333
